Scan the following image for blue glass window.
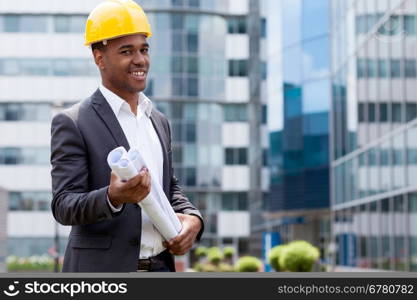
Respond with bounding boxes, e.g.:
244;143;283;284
301;0;329;40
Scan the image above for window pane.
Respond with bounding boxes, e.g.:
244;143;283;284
172;56;184;74
366;59;376;78
390;59;401;78
69;15;85;32
225;148;234;165
392;103;402;123
377;59;388;78
53;59;70;76
405;60;416;78
4;15;19;32
187;56;198;74
70;59;90;76
238;60;247;76
380;103;388;122
357;58;366;78
185;123;196;142
221;193;234;211
404;15;416;35
238;17;246;34
237;193;248;210
185;167;196;186
0;59;19;75
20;15;47;32
187;32;198;52
5;104;20;121
406;103;417;122
227;17;237;33
54;15;69;32
187;77;198;96
171;13;184;29
21;59;51;75
238;148;247;165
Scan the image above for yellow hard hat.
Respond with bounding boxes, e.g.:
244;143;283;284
84;0;152;46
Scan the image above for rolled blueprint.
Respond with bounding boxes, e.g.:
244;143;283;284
128;149;182;233
107;147;138;181
107;146;181;240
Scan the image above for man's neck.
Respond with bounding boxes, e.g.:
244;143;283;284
102;82;139;115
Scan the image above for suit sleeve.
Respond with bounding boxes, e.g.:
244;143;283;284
165;118;204;241
50;112;123;226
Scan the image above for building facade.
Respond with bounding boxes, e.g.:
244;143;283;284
259;0;331;258
0;0;268;262
0;187;7;272
331;0;417;270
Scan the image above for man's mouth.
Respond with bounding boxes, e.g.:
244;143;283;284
129;70;146;80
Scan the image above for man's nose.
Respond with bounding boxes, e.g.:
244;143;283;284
132;50;146;65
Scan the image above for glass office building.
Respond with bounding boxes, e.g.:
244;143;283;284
261;0;331;254
331;0;417;270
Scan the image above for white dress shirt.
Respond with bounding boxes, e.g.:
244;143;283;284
100;83;166;258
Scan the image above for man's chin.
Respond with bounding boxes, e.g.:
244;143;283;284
127;83;146;93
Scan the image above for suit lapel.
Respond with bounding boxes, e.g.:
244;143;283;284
91;89;170;197
150;112;170;196
91;89;130;151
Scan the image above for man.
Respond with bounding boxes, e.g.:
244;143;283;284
50;0;203;272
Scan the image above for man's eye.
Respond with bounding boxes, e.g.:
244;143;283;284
121;50;132;55
142;48;149;53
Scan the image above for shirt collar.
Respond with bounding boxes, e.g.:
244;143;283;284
99;83;153;118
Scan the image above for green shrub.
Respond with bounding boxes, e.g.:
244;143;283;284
235;256;262;272
218;263;234;272
279;241;320;272
268;245;287;271
6;255;59;272
194;246;208;258
193;262;204;272
223;247;235;259
207;247;224;265
201;263;217;272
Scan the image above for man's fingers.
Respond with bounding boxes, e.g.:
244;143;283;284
123;172;143;188
110;171;118;181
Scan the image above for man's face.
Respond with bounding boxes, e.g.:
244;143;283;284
94;34;150;95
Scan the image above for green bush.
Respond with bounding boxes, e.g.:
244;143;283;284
218;262;235;272
201;263;217;272
207;247;224;265
268;245;287;271
6;255;59;272
279;241;320;272
235;256;262;272
193;262;204;272
223;247;235;259
194;246;208;258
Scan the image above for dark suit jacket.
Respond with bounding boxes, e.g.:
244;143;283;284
50;89;204;272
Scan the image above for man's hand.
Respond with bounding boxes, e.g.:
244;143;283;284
163;213;202;256
108;168;151;207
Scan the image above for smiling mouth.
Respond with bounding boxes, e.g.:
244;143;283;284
129;71;146;80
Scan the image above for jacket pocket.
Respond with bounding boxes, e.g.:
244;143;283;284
70;235;112;249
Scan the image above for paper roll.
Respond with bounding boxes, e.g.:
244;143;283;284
139;196;178;240
107;146;182;240
107;147;138;181
128;148;182;233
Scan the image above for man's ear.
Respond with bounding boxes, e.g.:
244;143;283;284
93;49;105;70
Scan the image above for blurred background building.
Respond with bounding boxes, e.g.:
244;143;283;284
331;0;417;271
0;187;7;272
0;0;269;268
258;0;331;261
1;0;417;273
